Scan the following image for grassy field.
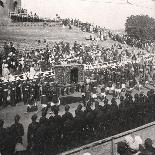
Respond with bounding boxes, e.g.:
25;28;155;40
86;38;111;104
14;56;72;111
0;25;127;51
0;25;92;44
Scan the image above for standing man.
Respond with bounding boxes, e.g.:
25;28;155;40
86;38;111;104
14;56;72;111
10;115;24;153
0;119;6;155
27;114;39;154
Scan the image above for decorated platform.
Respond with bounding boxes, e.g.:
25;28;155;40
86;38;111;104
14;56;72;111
54;63;84;85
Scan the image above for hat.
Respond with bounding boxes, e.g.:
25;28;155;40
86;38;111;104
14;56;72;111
111;97;116;103
120;96;124;101
65;104;70;111
117;141;127;154
77;104;82;110
0;119;4;127
144;138;153;148
31;114;37;121
15;114;20;121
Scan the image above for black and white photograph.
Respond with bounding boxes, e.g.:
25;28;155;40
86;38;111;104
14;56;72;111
0;0;155;154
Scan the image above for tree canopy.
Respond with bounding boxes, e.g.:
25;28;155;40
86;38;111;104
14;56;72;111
125;15;155;41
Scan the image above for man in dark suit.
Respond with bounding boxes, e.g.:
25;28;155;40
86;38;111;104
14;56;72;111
10;115;24;153
27;114;39;154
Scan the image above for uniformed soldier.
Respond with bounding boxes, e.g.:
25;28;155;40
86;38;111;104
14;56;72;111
102;97;111;137
33;81;40;101
10;82;16;106
0;82;3;107
22;81;30;105
118;96;127;132
27;114;39;154
110;98;119;135
33;117;47;155
53;108;62;153
62;105;74;123
10;115;24;153
84;102;95;140
39;111;48;125
0;119;6;155
62;105;74;149
74;104;85;143
93;101;104;139
45;116;57;155
2;82;8;107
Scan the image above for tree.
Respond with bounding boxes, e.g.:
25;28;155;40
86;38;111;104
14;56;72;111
125;15;155;41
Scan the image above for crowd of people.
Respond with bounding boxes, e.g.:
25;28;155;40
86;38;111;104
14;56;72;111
1;87;155;154
0;14;155;155
117;136;155;155
9;12;155;51
62;17;154;51
0;39;155;154
0;38;154;77
10;8;51;23
0;38;154;108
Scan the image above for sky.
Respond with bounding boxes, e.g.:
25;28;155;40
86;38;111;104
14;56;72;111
22;0;155;29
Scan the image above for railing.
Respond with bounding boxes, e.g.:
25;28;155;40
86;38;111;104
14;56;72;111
60;121;155;155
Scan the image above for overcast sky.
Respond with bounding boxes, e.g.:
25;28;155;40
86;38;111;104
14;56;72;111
22;0;155;29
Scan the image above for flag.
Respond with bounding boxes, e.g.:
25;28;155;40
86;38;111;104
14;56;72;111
0;0;4;7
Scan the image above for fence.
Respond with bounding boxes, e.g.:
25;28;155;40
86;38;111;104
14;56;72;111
60;121;155;155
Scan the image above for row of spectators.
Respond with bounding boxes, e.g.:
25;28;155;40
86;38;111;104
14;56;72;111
9;11;154;51
62;18;154;51
117;136;155;155
1;89;155;155
10;9;51;23
0;39;149;77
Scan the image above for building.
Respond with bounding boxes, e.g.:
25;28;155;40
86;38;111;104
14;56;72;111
0;0;21;19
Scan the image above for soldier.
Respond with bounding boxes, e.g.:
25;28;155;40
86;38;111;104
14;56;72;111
84;102;95;140
33;80;40;101
10;82;16;106
110;98;119;135
33;117;47;155
27;114;39;154
118;96;127;132
10;42;17;55
0;119;6;155
74;104;85;143
62;105;73;123
2;82;8;107
2;127;15;155
0;82;3;107
62;106;75;149
16;80;22;103
53;108;62;153
102;97;111;137
93;101;104;139
45;116;57;155
39;111;48;125
10;115;24;153
139;92;147;125
22;81;30;105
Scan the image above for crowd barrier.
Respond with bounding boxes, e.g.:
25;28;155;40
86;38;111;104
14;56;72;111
60;121;155;155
